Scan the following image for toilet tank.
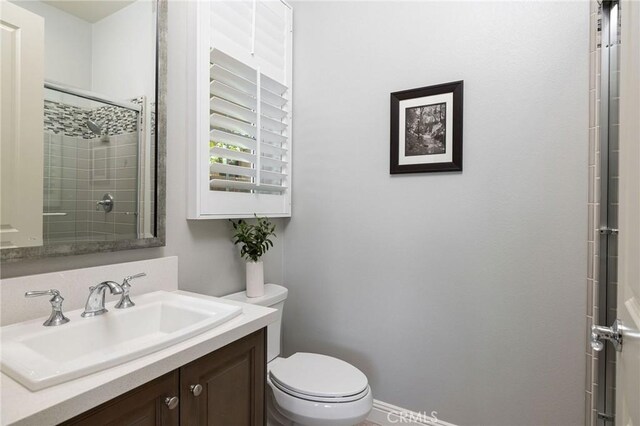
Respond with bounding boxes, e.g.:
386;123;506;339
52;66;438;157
223;284;288;362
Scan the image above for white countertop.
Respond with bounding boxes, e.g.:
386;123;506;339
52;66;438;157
0;290;278;426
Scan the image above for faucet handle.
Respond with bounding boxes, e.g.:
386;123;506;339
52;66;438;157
124;273;146;285
25;289;60;298
115;272;146;309
25;289;70;326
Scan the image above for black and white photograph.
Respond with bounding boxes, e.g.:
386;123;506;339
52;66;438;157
390;81;463;174
404;102;447;156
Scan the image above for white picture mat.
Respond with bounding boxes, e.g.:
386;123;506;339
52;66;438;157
398;92;453;165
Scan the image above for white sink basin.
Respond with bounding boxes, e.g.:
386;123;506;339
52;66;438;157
0;291;242;390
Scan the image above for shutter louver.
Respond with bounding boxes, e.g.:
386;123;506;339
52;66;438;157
209;49;289;195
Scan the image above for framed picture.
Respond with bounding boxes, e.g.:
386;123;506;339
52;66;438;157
390;80;463;174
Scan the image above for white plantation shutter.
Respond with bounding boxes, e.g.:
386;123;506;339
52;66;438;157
189;0;292;219
209;49;289;194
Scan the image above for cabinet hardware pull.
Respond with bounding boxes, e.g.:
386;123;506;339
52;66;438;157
190;384;203;396
164;396;179;410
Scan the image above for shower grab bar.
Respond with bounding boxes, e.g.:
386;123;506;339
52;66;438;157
43;213;67;217
44;81;142;113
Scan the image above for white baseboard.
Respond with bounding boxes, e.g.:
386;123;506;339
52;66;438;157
367;399;458;426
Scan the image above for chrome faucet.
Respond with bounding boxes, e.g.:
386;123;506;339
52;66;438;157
81;281;123;317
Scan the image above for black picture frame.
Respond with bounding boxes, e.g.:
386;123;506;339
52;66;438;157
390;80;463;174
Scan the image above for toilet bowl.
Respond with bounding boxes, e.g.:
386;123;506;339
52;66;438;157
267;354;373;426
224;285;373;426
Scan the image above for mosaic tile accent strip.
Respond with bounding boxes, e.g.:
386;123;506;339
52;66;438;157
150;102;156;138
91;104;139;136
44;100;92;138
43;97;144;139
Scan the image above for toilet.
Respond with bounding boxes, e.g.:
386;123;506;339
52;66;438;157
224;284;373;426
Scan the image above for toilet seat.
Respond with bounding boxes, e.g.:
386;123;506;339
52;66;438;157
269;353;369;403
270;375;370;403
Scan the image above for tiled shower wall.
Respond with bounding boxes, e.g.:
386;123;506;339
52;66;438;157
90;133;139;240
585;1;620;424
43;99;140;243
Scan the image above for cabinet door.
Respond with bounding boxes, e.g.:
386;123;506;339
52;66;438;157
180;328;266;426
60;371;179;426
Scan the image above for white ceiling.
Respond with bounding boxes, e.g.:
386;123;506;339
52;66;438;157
42;1;136;23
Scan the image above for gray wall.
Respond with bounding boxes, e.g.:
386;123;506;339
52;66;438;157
283;2;588;426
1;1;284;298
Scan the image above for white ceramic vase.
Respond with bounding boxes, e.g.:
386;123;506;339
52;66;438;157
246;260;265;297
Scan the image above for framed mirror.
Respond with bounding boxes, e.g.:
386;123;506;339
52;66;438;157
0;0;166;262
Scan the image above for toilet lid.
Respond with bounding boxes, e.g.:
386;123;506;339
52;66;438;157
269;353;368;399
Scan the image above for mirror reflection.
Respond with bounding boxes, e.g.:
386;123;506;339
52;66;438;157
1;0;157;249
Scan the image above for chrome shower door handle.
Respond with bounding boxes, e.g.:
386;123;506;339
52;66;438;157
591;319;623;352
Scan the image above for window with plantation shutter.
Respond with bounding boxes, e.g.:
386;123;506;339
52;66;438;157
188;0;293;219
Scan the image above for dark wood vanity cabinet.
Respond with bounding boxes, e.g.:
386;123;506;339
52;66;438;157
60;329;266;426
61;371;180;426
180;328;265;425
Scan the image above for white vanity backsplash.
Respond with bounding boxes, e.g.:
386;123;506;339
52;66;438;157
1;256;178;326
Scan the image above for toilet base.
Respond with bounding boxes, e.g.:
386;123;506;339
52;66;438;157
267;386;294;426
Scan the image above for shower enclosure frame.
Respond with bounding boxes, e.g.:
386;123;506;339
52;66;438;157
44;80;146;240
595;0;619;424
44;81;142;114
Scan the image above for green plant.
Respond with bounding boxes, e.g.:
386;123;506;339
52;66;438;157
230;215;276;262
